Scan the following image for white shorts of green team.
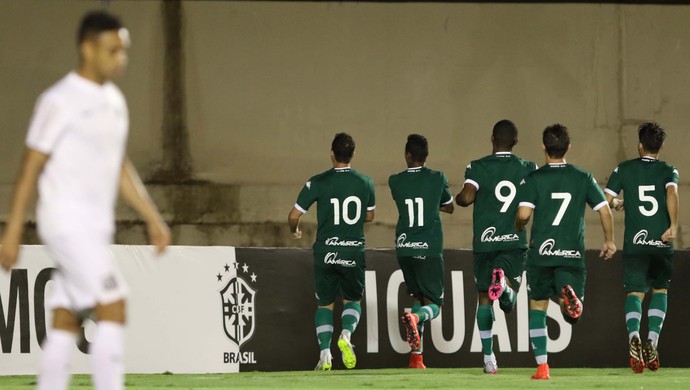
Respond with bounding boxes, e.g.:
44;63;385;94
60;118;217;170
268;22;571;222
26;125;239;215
41;232;128;315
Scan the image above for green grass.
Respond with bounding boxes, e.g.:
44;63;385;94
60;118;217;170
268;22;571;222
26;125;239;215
1;368;689;389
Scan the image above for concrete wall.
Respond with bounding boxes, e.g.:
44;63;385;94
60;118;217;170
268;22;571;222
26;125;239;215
0;1;688;250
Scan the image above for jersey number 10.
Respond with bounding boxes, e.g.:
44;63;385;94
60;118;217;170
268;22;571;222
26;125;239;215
330;196;362;225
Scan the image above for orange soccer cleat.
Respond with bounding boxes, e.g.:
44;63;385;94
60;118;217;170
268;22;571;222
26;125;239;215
531;363;550;380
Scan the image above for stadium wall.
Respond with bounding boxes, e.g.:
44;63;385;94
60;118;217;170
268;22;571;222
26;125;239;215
1;246;688;374
0;2;689;250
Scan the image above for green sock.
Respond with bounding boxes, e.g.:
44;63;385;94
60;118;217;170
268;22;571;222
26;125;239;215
648;293;668;346
315;308;333;352
413;303;440;322
498;286;516;313
341;302;361;338
625;295;642;340
529;310;548;365
477;304;494;356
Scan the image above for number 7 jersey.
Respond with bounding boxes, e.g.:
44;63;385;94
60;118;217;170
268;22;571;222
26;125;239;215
388;166;454;257
295;167;376;253
605;157;679;254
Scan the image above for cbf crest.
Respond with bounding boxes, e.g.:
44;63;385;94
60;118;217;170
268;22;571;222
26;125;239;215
217;262;258;348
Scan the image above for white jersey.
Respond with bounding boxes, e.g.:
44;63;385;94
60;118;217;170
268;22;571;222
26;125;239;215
26;72;128;237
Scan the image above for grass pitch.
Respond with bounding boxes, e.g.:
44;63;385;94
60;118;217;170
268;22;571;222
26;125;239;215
1;368;689;389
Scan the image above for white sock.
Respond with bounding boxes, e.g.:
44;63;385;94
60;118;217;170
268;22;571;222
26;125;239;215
90;321;125;390
37;329;76;390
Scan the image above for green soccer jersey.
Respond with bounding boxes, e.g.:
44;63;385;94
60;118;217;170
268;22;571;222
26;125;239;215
295;167;376;253
464;152;537;252
605;157;679;254
388;166;453;257
517;163;608;268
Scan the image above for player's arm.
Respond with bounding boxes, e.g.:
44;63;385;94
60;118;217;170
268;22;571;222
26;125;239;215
662;185;679;242
604;192;624;211
365;209;375;222
288;207;304;239
119;157;171;254
0;148;48;271
597;203;616;259
456;182;477;207
514;205;532;232
440;202;455;214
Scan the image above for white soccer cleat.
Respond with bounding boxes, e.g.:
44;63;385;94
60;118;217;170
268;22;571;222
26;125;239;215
483;354;498;374
314;352;332;371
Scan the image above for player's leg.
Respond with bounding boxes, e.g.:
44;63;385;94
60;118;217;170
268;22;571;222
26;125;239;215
623;253;649;373
556;267;585;324
643;254;673;371
37;307;80;390
474;252;497;373
409;297;426;368
398;257;422;351
527;263;553;380
313;252;338;371
338;251;365;369
404;256;443;367
91;299;126;390
496;249;526;313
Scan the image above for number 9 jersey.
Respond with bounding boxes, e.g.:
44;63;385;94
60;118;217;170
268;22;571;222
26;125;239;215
605;157;679;254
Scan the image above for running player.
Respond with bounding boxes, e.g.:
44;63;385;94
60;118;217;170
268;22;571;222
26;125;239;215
288;133;375;371
388;134;454;369
515;124;616;380
0;11;170;390
456;120;536;374
604;122;679;373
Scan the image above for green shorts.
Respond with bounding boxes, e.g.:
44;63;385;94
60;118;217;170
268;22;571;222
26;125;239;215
527;264;586;302
313;251;365;306
623;253;673;293
397;256;444;306
474;249;526;292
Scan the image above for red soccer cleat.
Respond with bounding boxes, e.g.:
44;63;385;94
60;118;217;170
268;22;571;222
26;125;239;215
408;353;426;369
531;363;550;380
643;339;660;372
401;312;421;351
629;335;645;374
561;285;582;319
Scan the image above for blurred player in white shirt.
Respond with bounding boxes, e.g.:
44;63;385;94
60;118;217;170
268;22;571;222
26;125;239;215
0;11;170;390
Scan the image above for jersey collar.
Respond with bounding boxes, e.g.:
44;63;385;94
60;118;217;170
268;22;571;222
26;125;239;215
407;166;424;172
548;163;567;167
641;156;657;161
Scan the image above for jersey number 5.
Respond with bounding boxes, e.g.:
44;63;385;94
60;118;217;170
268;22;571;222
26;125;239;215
638;185;658;217
330;196;362;225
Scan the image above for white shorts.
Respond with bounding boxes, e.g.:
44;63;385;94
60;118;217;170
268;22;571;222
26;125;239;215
42;232;128;313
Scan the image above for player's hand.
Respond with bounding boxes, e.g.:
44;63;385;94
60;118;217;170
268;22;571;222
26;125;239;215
147;218;171;255
612;198;624;211
599;241;616;260
662;225;677;243
292;228;302;240
0;235;21;272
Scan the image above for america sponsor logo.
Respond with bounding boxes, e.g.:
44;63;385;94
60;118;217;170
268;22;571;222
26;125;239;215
632;230;670;248
396;233;429;249
538;239;581;259
324;252;357;267
480;227;519;243
325;236;363;247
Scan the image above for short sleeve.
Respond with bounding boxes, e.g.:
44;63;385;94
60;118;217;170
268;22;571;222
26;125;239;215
367;177;376;211
604;166;622;197
294;179;318;213
516;175;537;209
25;93;68;154
440;172;453;205
587;174;608;211
464;161;480;190
666;166;680;189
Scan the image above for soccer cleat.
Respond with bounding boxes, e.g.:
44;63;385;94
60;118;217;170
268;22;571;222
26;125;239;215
401;312;421;351
629;335;645;374
643;339;660;372
314;353;332;371
483;357;498;374
531;363;550;380
408;353;426;369
337;334;357;369
561;285;582;319
488;268;507;301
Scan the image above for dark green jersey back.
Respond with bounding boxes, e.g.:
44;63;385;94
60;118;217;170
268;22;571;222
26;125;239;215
517;163;608;268
388;167;453;257
295;167;376;253
605;157;679;254
464;152;537;252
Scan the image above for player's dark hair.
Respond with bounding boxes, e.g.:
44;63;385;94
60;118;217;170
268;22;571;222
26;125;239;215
638;121;666;154
492;119;518;150
405;134;429;164
331;133;355;163
543;123;570;159
77;11;123;44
